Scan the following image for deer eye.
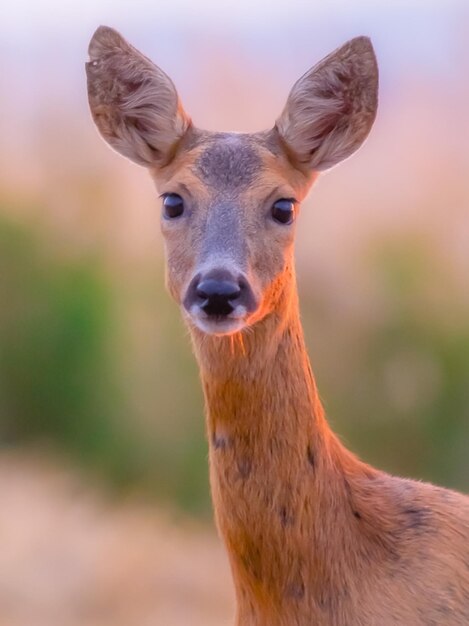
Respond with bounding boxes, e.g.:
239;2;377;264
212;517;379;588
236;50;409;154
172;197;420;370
271;199;295;225
163;193;184;219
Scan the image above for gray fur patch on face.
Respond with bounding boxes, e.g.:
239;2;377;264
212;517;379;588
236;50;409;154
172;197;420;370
194;135;262;190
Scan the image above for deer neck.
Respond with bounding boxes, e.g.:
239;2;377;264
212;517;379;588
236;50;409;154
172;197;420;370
189;270;373;618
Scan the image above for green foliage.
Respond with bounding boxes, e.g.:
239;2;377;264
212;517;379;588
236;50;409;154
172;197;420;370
0;214;142;487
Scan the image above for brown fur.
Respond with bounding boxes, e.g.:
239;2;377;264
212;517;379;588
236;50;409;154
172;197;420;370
86;26;469;625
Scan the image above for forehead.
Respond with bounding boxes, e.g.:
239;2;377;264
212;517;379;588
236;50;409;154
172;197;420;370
194;134;264;190
153;130;311;198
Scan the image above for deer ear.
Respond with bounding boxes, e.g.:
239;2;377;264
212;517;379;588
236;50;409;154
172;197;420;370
86;26;191;167
275;37;378;171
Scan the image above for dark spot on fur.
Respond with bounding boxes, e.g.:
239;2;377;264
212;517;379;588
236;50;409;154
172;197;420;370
279;506;295;527
286;580;305;600
195;135;261;189
237;457;252;479
318;591;330;611
307;445;315;469
343;476;362;521
403;507;429;531
212;431;229;450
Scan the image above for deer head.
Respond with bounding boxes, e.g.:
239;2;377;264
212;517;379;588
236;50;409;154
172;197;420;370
86;26;378;336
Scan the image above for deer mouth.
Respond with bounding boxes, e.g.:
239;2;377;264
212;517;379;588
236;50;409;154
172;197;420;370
185;308;248;336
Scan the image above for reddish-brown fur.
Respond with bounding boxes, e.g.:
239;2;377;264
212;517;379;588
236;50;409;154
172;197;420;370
86;26;469;625
194;284;469;625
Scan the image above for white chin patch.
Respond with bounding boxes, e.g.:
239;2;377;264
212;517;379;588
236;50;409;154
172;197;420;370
190;315;246;336
195;317;246;336
184;304;248;336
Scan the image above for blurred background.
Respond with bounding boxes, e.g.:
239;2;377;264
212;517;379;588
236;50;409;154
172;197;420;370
0;0;468;623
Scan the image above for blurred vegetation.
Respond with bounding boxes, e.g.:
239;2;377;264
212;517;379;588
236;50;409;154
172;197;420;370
0;205;468;520
0;212;135;482
303;235;469;493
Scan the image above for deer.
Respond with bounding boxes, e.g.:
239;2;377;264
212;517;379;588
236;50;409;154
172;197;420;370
86;26;469;625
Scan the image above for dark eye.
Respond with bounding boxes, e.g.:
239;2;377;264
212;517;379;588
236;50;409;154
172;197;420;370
271;199;295;224
162;193;184;219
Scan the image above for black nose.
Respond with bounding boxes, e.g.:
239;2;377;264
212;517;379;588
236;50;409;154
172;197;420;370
183;269;258;320
196;279;241;316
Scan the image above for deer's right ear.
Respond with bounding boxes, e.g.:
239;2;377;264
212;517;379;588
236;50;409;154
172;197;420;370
86;26;191;167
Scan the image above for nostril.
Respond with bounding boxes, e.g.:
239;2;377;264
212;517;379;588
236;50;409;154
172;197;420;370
196;280;241;302
195;279;242;317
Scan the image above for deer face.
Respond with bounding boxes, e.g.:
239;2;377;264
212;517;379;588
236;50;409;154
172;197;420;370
152;131;314;335
86;27;378;336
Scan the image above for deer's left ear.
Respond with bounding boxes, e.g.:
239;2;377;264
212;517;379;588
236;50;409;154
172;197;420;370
275;37;378;171
86;26;191;167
